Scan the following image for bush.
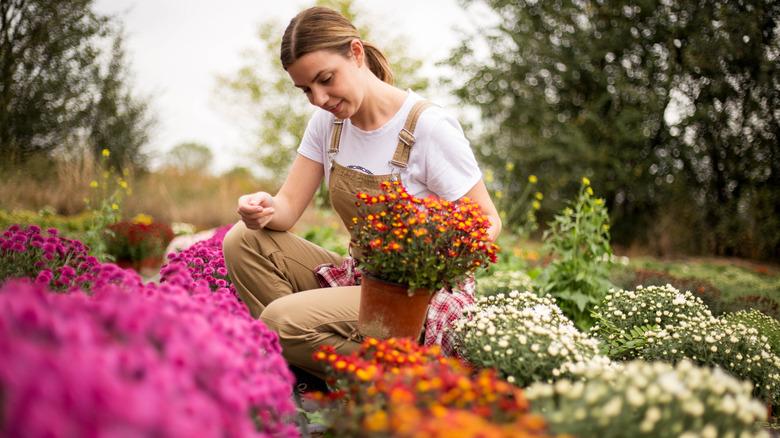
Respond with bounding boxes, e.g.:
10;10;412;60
105;218;174;264
453;291;604;387
0;208;97;236
591;285;714;359
537;178;612;329
723;309;780;355
0;224;299;436
0;279;297;437
525;360;768;438
309;337;552;437
475;270;535;296
160;225;235;295
642;317;780;405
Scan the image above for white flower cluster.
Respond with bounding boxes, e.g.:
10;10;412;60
723;309;780;355
476;270;535;296
591;284;713;358
642;316;780;405
525;359;769;438
453;290;604;387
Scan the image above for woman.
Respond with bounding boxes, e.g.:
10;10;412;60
222;6;500;380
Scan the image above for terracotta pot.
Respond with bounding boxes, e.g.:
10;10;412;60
358;273;432;340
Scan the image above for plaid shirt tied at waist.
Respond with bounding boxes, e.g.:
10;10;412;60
314;257;475;357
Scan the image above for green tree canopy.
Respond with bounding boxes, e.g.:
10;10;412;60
165;141;214;173
0;0;152;170
449;0;780;260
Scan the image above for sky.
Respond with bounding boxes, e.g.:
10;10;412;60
93;0;492;174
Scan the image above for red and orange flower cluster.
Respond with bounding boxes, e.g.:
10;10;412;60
309;338;554;438
352;180;499;292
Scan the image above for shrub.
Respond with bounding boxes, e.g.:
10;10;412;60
590;285;714;359
642;317;780;405
105;218;174;264
309;337;551;437
453;291;604;387
475;270;535;296
723;309;780;355
0;224;141;292
537;178;612;329
0;208;97;236
160;225;236;296
525;360;768;438
0;277;297;437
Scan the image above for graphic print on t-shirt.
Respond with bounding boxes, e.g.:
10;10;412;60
347;165;374;175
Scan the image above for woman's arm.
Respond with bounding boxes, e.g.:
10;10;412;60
236;154;324;231
460;179;502;242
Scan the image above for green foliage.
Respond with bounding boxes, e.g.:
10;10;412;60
301;225;348;256
82;150;129;261
453;291;603;387
0;1;152;169
526;360;768;438
165;142;214;173
723;309;780;356
449;0;780;260
485;164;542;239
216;0;431;184
104;219;174;263
538;178;612;329
0;209;97;237
642;317;780;406
590;284;714;359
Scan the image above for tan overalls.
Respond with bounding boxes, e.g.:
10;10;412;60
223;101;433;379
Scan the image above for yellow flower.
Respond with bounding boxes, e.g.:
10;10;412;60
133;213;153;225
485;169;494;183
587;187;594;196
363;410;388;432
89;180;98;188
528;174;538;184
111;203;119;211
118;179;128;189
499;210;507;220
495;190;503;199
535;192;543;200
595;198;604;206
532;200;541;210
102;148;110;157
505;162;515;172
603;224;610;231
582;176;591;186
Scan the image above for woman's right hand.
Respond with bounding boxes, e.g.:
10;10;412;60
237;191;276;230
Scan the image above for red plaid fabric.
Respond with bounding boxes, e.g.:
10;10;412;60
314;258;475;357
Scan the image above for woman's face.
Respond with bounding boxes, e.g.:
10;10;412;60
287;45;365;119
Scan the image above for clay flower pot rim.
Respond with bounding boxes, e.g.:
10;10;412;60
361;271;432;295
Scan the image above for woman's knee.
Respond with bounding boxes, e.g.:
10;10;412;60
222;221;248;266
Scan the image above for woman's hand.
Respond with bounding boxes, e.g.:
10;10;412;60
237;191;276;230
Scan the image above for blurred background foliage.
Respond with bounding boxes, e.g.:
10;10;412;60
0;0;153;171
449;0;779;261
1;0;778;262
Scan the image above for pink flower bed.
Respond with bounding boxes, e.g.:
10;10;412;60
0;224;298;437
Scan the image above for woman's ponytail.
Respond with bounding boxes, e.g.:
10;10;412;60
362;41;394;85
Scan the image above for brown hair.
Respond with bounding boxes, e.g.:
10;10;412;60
280;6;394;84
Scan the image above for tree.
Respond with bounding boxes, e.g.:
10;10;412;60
0;0;152;170
88;32;153;170
165;141;214;173
216;0;430;183
449;0;780;259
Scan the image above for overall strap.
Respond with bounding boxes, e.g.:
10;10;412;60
328;118;345;166
390;100;434;169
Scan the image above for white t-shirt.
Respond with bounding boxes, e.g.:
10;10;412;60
296;91;482;201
